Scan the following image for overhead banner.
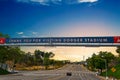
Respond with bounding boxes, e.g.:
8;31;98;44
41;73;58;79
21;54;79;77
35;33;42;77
0;36;120;44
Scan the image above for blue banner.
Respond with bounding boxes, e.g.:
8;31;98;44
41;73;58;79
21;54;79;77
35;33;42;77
5;37;114;43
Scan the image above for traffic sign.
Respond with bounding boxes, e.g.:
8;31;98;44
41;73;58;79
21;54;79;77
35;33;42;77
111;67;116;72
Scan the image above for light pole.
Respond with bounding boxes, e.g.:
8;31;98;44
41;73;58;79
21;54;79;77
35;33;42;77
103;59;108;80
101;55;108;80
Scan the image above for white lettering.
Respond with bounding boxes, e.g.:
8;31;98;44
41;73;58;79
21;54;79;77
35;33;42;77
0;40;3;43
117;39;120;42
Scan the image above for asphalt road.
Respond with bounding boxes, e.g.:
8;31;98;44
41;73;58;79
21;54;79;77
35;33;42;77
0;64;103;80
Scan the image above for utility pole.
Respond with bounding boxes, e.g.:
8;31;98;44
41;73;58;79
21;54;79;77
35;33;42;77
83;56;85;61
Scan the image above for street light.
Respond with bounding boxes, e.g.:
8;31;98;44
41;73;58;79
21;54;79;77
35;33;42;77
100;57;108;80
101;55;108;80
104;59;108;80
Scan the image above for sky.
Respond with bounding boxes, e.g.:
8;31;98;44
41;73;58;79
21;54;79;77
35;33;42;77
0;0;120;61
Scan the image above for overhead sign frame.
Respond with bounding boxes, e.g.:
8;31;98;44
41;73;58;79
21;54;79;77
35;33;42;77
0;36;120;46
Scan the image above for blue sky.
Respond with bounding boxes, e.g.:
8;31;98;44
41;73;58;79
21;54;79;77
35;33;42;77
0;0;120;37
0;0;120;61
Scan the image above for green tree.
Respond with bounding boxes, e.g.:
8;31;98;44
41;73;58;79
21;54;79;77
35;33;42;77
0;33;10;63
34;50;44;65
86;51;115;73
116;46;120;57
99;51;115;66
22;52;35;66
0;46;8;63
44;52;54;70
0;32;25;68
0;32;9;38
94;57;105;73
8;47;22;64
86;53;97;71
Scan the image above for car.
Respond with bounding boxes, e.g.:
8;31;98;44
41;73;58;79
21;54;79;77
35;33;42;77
66;72;72;76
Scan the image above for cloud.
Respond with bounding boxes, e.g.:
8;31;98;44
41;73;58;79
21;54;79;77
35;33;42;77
32;32;38;35
31;0;50;6
17;32;24;35
16;0;99;6
17;0;30;3
78;0;98;3
16;0;61;6
21;35;28;37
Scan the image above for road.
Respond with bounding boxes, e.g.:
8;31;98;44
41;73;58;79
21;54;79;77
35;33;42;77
0;64;103;80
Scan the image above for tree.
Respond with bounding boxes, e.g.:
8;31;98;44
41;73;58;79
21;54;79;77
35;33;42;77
44;52;54;70
98;51;115;67
8;47;22;64
0;46;8;63
86;51;115;73
0;32;9;38
0;32;25;69
116;46;120;57
94;57;105;73
34;50;55;69
0;33;10;63
34;50;44;65
22;52;35;66
86;58;92;70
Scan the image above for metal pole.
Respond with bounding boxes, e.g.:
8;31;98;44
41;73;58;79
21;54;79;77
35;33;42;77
83;56;85;61
105;59;108;80
43;53;45;70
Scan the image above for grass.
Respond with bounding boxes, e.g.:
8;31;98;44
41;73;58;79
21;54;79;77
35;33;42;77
16;66;44;71
0;68;10;75
101;64;120;79
16;65;64;71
